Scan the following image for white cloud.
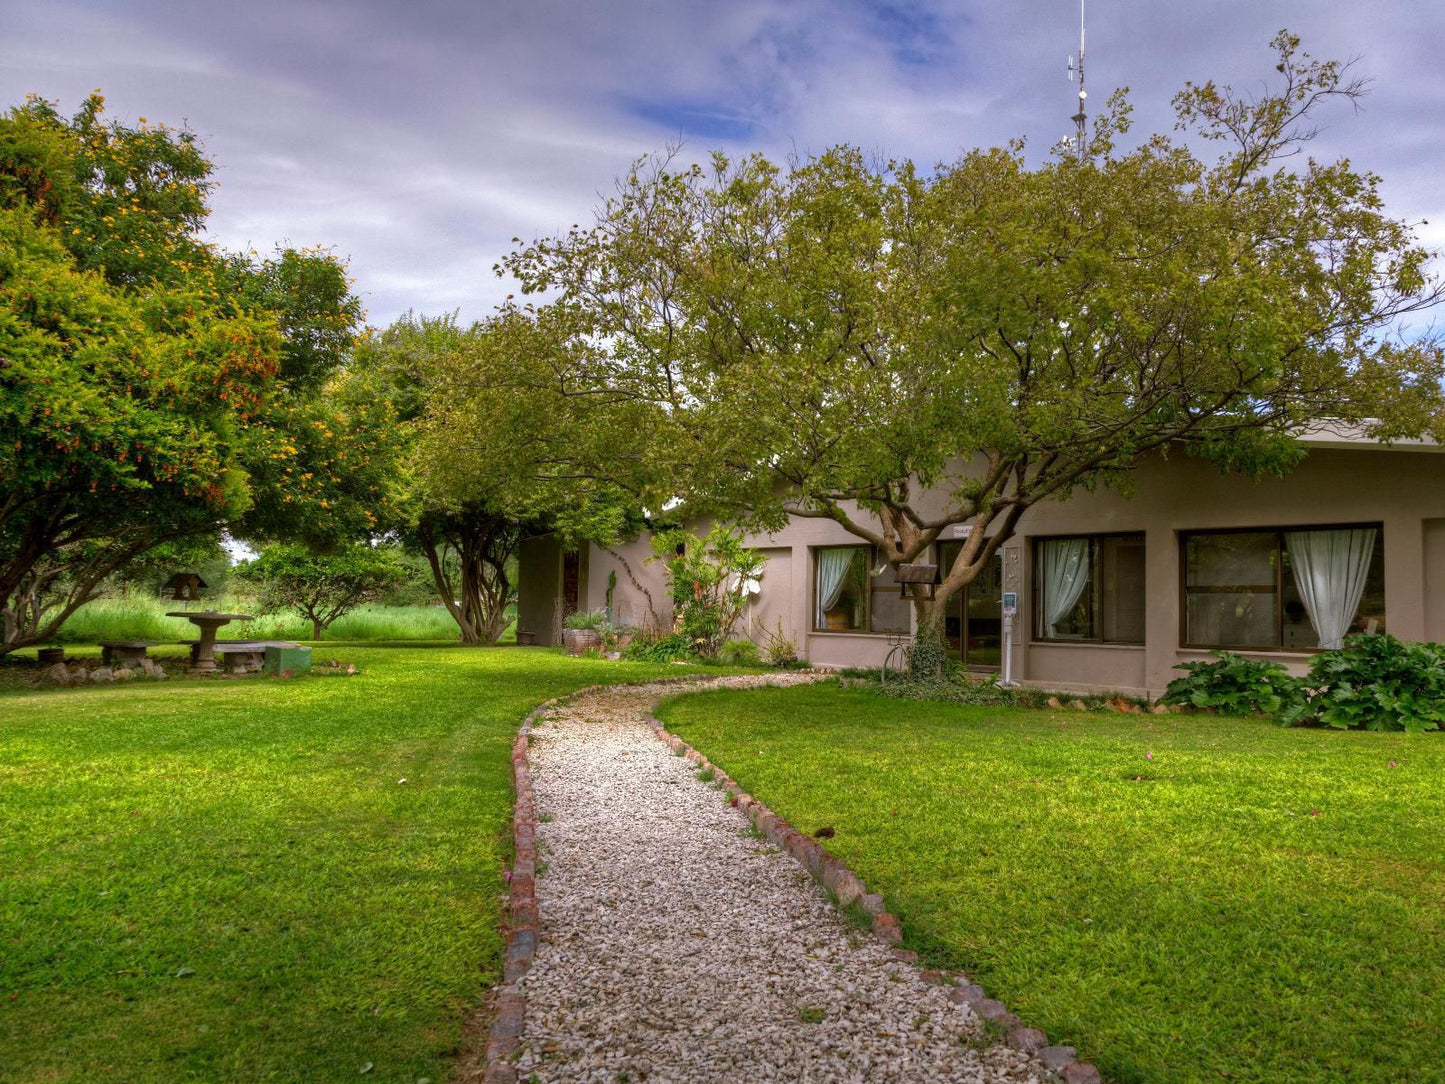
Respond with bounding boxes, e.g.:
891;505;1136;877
4;0;1442;328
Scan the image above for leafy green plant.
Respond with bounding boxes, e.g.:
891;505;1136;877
1301;634;1445;732
905;626;950;681
649;525;765;658
562;608;612;632
621;629;693;662
1162;652;1306;717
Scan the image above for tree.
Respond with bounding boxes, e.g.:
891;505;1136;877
341;314;522;644
344;311;647;644
0;94;396;654
221;245;364;398
236;543;407;640
0;201;271;651
495;33;1445;637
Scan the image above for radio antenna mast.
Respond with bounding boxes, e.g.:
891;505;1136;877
1066;0;1087;160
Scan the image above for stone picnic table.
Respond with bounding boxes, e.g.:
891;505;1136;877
166;611;254;673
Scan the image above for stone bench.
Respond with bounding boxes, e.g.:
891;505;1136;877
211;641;304;674
99;641;161;667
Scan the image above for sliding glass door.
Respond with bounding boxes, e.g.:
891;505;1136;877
939;544;1003;670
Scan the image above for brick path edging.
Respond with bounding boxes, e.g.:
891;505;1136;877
646;701;1105;1084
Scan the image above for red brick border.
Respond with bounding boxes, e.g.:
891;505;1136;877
646;704;1104;1084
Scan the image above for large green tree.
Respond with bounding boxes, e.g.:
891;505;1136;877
235;543;407;640
493;33;1445;634
344;310;646;644
0;94;395;653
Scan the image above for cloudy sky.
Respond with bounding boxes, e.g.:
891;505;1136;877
4;1;1442;328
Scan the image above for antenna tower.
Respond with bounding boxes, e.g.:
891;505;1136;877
1066;0;1087;160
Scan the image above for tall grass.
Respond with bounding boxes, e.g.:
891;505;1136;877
53;596;515;644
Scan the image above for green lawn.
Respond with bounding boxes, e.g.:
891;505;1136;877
0;646;694;1083
657;684;1445;1084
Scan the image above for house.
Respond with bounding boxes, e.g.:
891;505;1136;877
517;429;1445;697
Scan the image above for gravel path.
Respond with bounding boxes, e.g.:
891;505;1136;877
514;675;1047;1084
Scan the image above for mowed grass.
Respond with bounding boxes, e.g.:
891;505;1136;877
656;684;1445;1084
0;647;695;1083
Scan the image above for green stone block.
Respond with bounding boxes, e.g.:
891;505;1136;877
264;644;311;676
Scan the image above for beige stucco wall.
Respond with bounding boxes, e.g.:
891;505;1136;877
584;535;670;630
1014;446;1445;694
539;444;1445;692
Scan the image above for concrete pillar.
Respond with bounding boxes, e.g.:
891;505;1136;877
1143;525;1181;696
1383;511;1425;642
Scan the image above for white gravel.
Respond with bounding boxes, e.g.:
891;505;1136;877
515;675;1047;1084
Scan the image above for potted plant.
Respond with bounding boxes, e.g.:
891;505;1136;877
562;609;613;656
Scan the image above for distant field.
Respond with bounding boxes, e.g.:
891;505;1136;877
51;596;515;644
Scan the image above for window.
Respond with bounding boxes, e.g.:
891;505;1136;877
1182;525;1385;651
814;546;911;633
1034;534;1145;643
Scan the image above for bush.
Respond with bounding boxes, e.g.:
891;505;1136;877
757;619;801;668
716;639;761;666
1162;651;1306;717
872;670;1023;713
1302;634;1445;732
621;629;692;662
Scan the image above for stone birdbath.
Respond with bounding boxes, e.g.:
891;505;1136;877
166;611;254;673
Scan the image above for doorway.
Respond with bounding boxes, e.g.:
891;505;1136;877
938;544;1003;670
562;550;580;615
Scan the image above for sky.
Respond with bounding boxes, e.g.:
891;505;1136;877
3;0;1442;329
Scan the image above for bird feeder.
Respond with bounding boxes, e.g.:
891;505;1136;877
895;563;940;599
162;572;208;603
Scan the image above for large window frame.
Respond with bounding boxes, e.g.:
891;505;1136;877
1179;523;1385;652
1032;532;1147;645
812;545;911;635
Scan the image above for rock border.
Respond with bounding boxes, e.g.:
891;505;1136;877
646;704;1105;1084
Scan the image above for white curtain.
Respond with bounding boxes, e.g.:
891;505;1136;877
1040;538;1091;637
815;549;855;627
1285;528;1377;649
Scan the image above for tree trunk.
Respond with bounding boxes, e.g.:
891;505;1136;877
312;618;324;640
1;529;188;656
417;511;520;646
912;594;947;640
